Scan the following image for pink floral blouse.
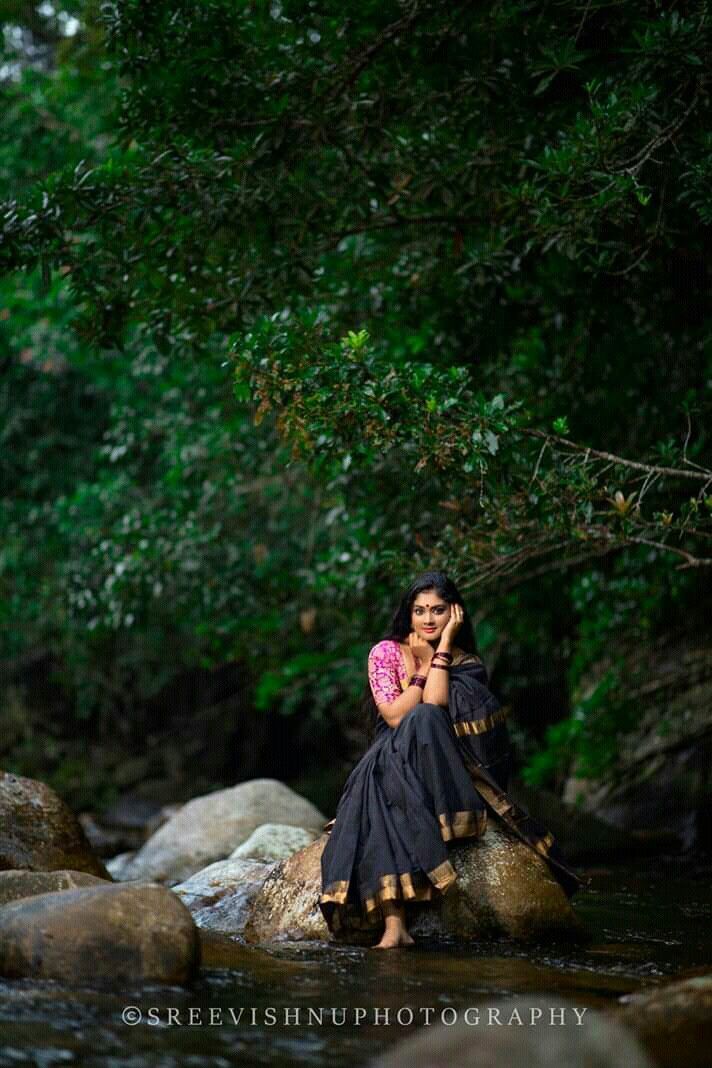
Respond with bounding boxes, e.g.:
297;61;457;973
367;640;410;706
367;640;481;707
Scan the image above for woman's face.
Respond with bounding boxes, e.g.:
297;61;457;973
410;589;452;643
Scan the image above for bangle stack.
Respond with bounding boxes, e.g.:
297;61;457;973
430;650;453;672
409;674;428;688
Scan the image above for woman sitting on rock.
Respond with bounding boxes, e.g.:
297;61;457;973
318;570;583;949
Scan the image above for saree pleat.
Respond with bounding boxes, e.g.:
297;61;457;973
318;658;584;936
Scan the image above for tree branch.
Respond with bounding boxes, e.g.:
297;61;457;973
519;427;712;482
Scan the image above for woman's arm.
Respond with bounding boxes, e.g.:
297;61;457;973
377;637;453;725
369;640;429;729
377;682;428;729
421;602;464;707
421;639;450;707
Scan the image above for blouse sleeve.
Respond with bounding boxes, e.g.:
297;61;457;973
367;640;403;706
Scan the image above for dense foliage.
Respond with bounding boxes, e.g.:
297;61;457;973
1;0;711;801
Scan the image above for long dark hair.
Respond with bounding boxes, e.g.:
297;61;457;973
361;571;478;744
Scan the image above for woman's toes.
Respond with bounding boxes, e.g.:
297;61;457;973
373;930;414;949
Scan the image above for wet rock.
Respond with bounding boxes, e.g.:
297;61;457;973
370;995;654;1068
0;770;109;878
105;851;138;881
245;822;586;946
615;974;712;1068
174;858;276;934
0;869;107;907
244;836;328;943
117;778;326;886
411;822;587;942
78;812;138;857
0;882;199;986
142;803;184;841
229;823;317;863
83;794;169;853
198;929;321;982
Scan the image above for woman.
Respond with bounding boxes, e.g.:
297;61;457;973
318;570;584;949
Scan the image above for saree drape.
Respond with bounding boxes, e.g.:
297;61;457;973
318;659;584;937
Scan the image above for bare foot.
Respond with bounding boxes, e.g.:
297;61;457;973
373;929;415;949
372;901;415;949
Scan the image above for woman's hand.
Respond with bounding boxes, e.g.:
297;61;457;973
407;631;435;670
439;602;464;648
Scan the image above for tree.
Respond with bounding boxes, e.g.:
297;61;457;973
2;0;711;789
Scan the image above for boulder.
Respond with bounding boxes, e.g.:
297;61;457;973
142;803;184;842
105;851;139;881
615;973;712;1068
79;794;169;854
0;869;106;907
244;836;329;943
116;778;326;886
369;995;654;1068
78;812;136;858
229;823;317;863
0;770;109;878
0;882;199;986
409;823;587;943
173;857;275;934
243;821;585;945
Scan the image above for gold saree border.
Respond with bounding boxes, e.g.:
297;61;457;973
452;705;509;736
319;806;488;925
361;859;457;914
320;879;351;905
438;809;487;841
461;759;557;860
320;861;456;913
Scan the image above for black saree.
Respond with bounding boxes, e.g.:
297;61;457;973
318;656;585;937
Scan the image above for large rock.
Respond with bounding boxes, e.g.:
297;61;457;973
410;823;586;943
78;812;137;858
0;770;109;878
79;796;174;856
0;869;107;907
243;822;586;945
244;836;328;943
173;857;276;934
105;850;138;881
615;974;712;1068
229;823;317;863
116;779;326;886
0;882;199;986
369;996;654;1068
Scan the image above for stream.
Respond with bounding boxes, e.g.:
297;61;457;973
0;855;710;1068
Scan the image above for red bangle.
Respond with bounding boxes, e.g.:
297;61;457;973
433;651;453;663
410;674;427;688
431;663;450;671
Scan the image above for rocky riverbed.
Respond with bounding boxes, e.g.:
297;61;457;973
1;769;710;1067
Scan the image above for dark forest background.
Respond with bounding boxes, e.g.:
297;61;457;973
1;1;711;842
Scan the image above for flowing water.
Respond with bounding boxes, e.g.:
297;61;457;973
0;855;710;1068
